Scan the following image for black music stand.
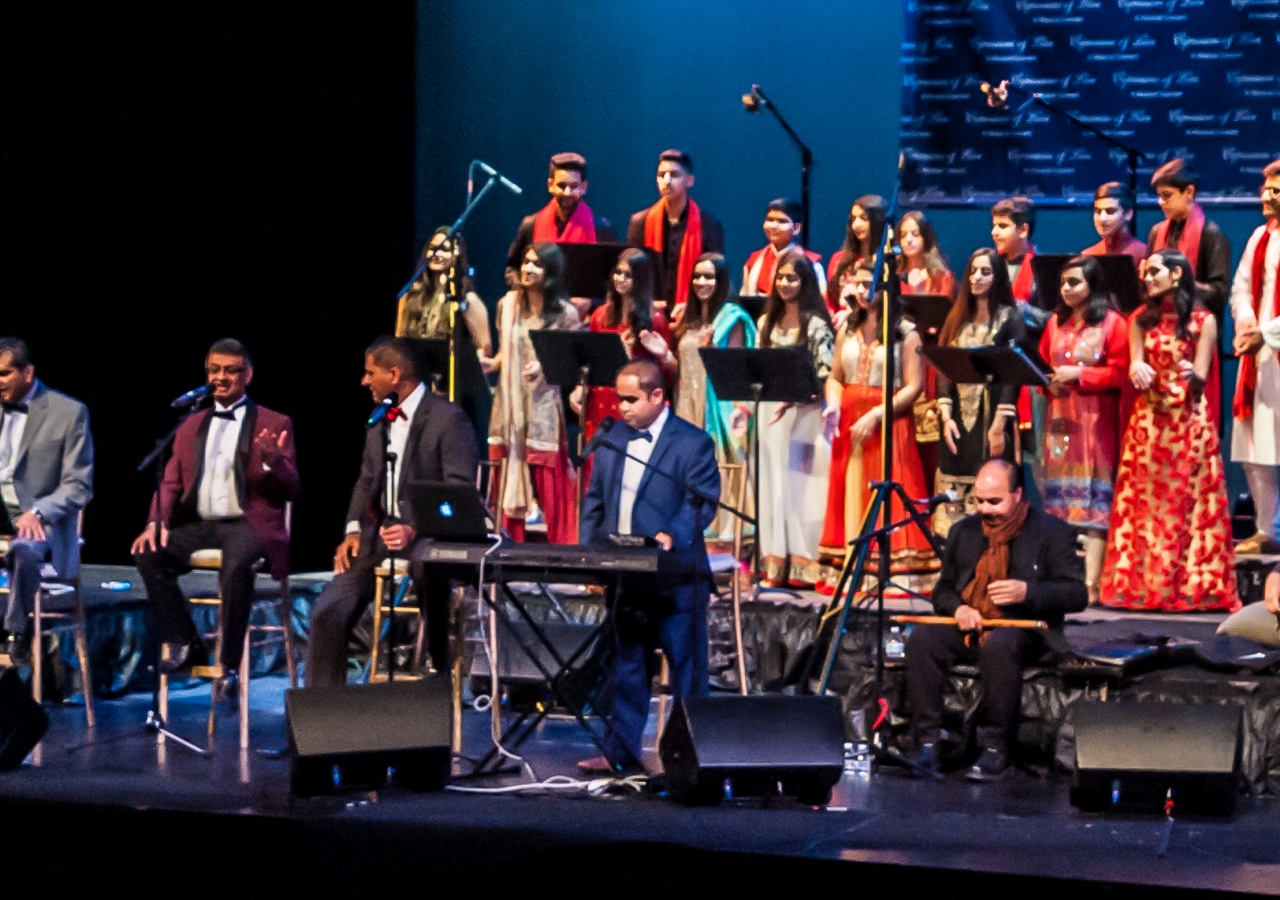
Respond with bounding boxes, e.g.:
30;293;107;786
557;241;629;300
1032;253;1143;314
733;294;769;322
901;293;952;345
698;346;822;590
922;343;1051;390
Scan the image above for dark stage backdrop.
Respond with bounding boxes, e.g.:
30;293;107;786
7;4;417;570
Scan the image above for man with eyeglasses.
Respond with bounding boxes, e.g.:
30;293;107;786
576;358;720;774
132;338;299;706
904;459;1086;781
0;337;94;664
506;152;618;315
1229;159;1280;556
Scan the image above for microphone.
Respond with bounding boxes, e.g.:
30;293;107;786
474;160;523;195
741;84;764;113
980;80;1008;109
577;416;617;462
366;391;400;428
170;385;210;409
914;489;960;510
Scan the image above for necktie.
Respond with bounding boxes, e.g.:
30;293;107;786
1;402;28;415
386;407;405;422
635;429;652;442
211;410;237;420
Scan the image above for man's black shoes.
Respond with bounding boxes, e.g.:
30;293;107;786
966;730;1012;782
213;672;240;712
158;641;209;674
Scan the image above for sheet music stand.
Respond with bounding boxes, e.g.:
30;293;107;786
699;346;822;591
733;294;768;323
921;343;1051;389
557;241;629;300
901;293;952;345
1032;253;1144;315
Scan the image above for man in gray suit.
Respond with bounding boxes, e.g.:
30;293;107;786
0;337;94;662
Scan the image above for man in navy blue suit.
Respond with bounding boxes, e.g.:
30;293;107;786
578;358;720;772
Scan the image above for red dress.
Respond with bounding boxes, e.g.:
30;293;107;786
818;327;936;591
1100;305;1238;611
583;307;672;483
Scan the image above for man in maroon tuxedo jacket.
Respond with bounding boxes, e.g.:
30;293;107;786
132;339;299;698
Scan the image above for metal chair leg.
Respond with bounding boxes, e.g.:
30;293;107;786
72;579;95;727
280;576;297;689
31;589;43;706
239;628;250;750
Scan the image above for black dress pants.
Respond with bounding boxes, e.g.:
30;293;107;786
904;623;1043;745
135;518;266;669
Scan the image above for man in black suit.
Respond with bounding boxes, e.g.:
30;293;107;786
305;337;478;688
906;459;1086;781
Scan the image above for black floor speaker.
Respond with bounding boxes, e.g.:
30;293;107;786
1070;700;1242;815
659;695;845;805
285;677;451;796
0;667;48;770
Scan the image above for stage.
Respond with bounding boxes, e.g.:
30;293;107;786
4;572;1280;897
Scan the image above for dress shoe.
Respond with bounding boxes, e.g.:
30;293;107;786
966;739;1011;783
1234;532;1280;555
212;672;240;712
906;729;945;776
158;641;208;674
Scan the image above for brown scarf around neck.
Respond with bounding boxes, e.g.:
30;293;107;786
962;500;1031;619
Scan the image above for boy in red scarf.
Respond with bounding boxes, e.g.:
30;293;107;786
740;197;825;297
506;152;618;312
1146;159;1231;322
991;196;1038;305
626;149;724;310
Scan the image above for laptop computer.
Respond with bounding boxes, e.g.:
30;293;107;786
404;481;493;543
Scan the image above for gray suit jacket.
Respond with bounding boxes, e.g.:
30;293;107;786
4;382;94;577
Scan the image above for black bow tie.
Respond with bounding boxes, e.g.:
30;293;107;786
1;402;28;415
211;410;238;420
634;429;652;442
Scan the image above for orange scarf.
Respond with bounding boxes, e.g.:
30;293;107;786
961;500;1031;620
642;198;702;306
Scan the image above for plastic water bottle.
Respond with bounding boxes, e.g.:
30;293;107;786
844;741;872;779
884;626;906;661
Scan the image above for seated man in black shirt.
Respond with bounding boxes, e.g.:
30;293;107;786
906;459;1087;781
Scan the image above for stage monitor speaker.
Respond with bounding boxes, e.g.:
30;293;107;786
1070;700;1242;815
0;667;48;770
285;677;451;796
659;695;845;805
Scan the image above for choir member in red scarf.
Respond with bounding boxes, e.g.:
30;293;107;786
826;194;888;314
1082;182;1146;265
506;152;618;315
1146;159;1231;323
1229;159;1280;556
741;198;826;297
1146;159;1230;427
991;196;1038;306
626;149;724;313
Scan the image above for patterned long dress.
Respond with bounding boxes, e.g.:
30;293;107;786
1100;304;1238;611
818;321;936;593
1038;309;1127;530
756;315;835;587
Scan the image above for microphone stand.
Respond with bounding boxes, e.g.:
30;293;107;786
744;85;813;248
68;399;215;758
382;414;400;683
802;155;945;777
988;81;1147;234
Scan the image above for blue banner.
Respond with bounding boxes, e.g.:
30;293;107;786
900;0;1280;206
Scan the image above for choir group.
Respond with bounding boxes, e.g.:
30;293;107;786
396;150;1280;614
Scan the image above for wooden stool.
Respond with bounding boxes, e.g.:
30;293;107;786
369;558;426;681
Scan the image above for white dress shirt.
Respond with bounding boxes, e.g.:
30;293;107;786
346;382;427;534
197;398;248;519
618;405;669;535
0;381;38;514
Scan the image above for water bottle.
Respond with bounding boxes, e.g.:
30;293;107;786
884;625;906;661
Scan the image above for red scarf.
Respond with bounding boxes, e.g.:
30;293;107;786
745;244;823;295
1150;202;1205;274
643;198;702;306
532;199;597;243
1233;220;1279;421
1007;245;1036;302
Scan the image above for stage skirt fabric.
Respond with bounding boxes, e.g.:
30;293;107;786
757;399;830;587
1040;310;1127;531
487;442;578;545
818;384;936;590
1100;306;1238;611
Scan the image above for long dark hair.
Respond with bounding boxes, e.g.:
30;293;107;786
1136;249;1197;340
408;227;476;297
675;252;730;342
938;248;1014;347
603;247;656;336
760;252;831;349
833;194;888;280
1053;255;1114;326
895;210;951;281
522;242;569;323
843;259;882;335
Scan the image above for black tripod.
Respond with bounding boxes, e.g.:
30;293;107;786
803;156;944;775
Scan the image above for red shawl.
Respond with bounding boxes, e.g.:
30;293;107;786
643;198;702;306
532;199;597;243
1233;220;1279;421
1150;202;1205;273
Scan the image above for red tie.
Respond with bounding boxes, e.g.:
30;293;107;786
386;407;405;422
